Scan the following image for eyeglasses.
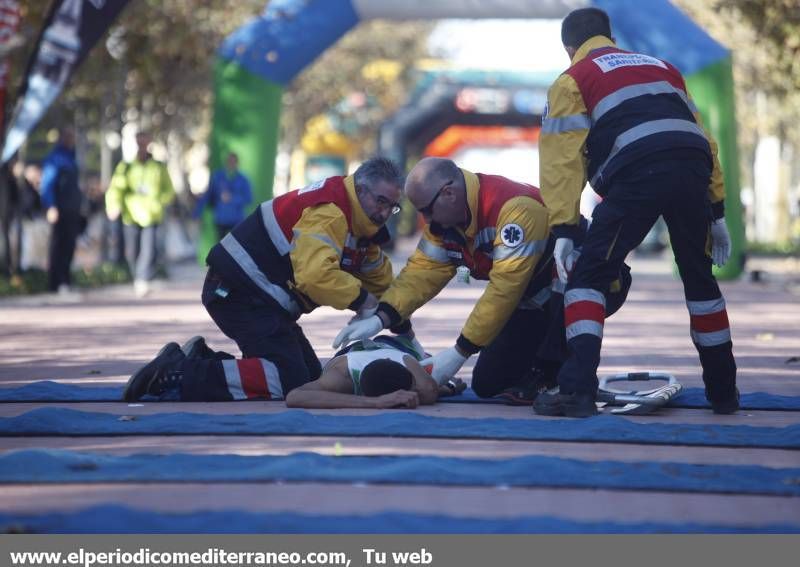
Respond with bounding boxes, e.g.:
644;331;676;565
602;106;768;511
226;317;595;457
360;184;402;215
418;180;452;217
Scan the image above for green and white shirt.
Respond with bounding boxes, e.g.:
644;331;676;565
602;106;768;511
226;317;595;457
327;336;424;395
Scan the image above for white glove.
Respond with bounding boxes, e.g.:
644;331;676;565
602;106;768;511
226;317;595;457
710;218;731;267
333;315;384;349
553;237;575;284
419;347;469;385
566;248;581;271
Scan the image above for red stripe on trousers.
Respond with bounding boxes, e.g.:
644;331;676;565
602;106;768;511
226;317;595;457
690;310;729;333
237;358;270;399
565;300;606;327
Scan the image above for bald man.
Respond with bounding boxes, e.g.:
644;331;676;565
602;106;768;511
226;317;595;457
334;158;560;398
334;158;632;401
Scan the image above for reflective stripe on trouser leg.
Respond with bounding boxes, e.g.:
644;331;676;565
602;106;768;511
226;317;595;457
686;297;731;347
222;358;285;400
685;296;736;402
564;288;606;340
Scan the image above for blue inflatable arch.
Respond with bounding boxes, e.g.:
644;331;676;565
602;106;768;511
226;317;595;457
207;0;744;278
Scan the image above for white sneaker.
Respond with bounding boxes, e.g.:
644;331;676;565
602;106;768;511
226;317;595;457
134;279;151;298
56;284;81;302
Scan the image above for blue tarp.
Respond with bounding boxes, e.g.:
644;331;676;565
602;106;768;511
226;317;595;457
3;382;800;411
595;0;728;75
2;504;796;534
2;408;799;449
2;449;799;497
447;389;800;411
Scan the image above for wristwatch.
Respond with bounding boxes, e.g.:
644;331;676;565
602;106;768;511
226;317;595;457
445;379;458;394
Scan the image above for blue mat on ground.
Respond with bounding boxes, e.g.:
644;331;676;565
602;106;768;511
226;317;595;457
445;388;800;411
1;505;796;534
2;381;800;411
2;449;799;497
2;407;800;449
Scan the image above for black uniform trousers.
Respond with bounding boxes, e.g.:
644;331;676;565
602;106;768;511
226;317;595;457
472;261;631;399
47;213;82;291
176;270;321;401
557;151;737;402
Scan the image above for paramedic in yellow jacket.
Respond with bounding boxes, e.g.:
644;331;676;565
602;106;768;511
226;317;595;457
333;157;551;385
105;131;175;297
121;157;407;402
534;8;737;418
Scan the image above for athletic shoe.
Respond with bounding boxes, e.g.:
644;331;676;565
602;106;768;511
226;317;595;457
180;335;234;360
533;388;598;418
133;279;151;298
122;342;184;402
711;388;740;415
181;336;211;359
496;368;556;406
147;367;185;397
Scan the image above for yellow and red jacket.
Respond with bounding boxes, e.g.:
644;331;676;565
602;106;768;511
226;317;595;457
376;170;550;354
540;35;726;239
206;175;392;318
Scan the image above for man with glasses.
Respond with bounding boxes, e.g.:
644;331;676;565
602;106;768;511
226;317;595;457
123;157;406;402
332;157;556;392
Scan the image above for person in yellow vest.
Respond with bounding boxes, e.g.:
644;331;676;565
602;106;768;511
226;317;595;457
105;131;175;297
122;157;407;402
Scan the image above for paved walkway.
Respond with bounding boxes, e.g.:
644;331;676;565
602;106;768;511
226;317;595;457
1;243;799;531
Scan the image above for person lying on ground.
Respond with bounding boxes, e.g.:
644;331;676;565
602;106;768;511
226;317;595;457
122;334;465;408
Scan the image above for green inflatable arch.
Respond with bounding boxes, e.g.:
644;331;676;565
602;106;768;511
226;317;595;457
207;0;744;279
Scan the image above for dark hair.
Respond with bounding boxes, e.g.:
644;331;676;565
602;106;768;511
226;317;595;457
354;156;404;191
360;359;413;397
561;8;612;48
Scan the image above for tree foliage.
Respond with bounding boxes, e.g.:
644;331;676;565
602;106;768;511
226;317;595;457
674;0;800;242
720;0;800;95
5;2;431;169
674;0;800;150
281;19;433;156
6;0;265;156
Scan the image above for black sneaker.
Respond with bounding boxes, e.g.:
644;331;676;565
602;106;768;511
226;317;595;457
496;368;556;406
122;343;184;402
180;335;234;360
181;336;211;359
533;388;598;418
496;385;539;406
711;388;740;415
147;368;184;397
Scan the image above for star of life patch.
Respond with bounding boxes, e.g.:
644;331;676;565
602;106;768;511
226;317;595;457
500;223;524;248
592;52;667;73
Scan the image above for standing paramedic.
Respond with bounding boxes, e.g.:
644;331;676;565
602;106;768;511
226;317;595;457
535;7;737;418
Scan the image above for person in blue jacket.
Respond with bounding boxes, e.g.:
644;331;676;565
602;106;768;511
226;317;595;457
41;127;83;293
194;151;253;240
